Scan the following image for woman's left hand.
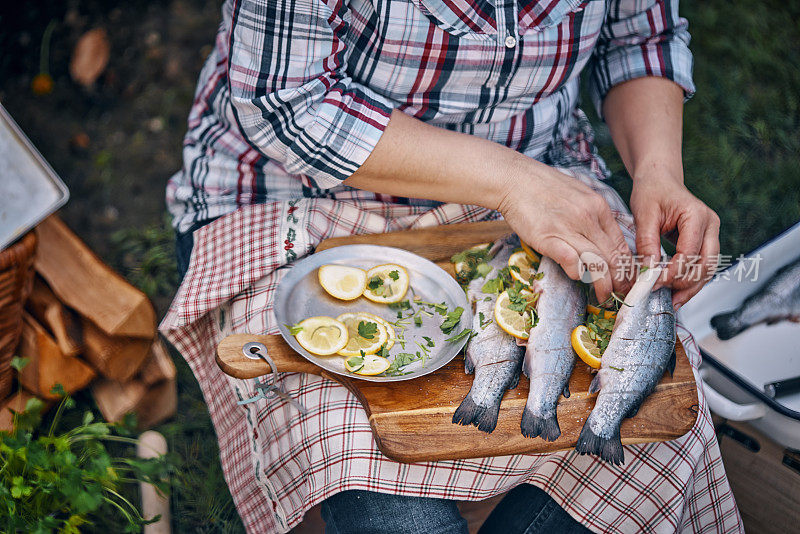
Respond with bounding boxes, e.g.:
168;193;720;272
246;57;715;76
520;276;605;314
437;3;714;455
630;174;721;309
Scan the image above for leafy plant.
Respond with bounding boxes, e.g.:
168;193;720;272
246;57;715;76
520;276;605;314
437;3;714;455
0;370;172;533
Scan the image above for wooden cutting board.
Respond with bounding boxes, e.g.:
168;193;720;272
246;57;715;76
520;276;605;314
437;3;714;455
216;220;699;463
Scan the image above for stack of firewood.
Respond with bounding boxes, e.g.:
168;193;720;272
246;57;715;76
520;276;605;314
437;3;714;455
0;216;176;431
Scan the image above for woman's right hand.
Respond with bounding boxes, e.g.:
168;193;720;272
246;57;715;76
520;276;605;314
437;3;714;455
497;162;634;302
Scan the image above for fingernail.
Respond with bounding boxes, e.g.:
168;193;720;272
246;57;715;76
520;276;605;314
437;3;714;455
674;302;682;311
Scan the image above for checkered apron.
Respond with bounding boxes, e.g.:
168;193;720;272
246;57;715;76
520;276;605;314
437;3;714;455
160;168;743;533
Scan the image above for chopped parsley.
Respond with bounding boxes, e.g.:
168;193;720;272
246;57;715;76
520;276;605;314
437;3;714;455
357;320;379;340
388;269;400;281
439;307;464;334
444;328;475;344
384;352;423;376
286;323;304;335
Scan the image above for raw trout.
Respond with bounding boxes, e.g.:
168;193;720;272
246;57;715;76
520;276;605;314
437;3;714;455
452;235;525;433
576;268;676;465
710;256;800;340
520;256;586;441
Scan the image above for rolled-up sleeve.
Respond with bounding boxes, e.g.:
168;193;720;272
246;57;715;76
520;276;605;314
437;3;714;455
227;0;394;189
589;0;696;117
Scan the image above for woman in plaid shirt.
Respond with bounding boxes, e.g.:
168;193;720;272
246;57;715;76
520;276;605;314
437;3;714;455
164;0;739;532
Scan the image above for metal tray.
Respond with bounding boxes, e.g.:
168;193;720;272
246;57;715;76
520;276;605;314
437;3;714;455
273;245;472;382
0;104;69;250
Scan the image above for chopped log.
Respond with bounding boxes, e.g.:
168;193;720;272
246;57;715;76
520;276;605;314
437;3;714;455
18;313;95;400
34;216;156;339
26;276;83;357
82;319;153;382
0;391;47;432
92;376;177;429
138;339;177;386
137;378;177;429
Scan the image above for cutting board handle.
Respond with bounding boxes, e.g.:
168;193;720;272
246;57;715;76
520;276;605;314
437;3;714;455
216;333;322;379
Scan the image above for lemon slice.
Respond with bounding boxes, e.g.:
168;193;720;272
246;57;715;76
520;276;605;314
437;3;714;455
361;312;396;350
344;354;391;376
508;250;538;287
335;312;389;356
362;264;410;304
453;243;491;277
494;289;537;339
520;242;540;264
586;304;618;320
318;264;368;301
293;316;349;356
571;325;602;369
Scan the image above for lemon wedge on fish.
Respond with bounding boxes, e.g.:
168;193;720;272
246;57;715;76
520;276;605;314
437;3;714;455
586;304;618;320
571;325;603;369
344;354;391;375
318;264;368;301
508;250;538;287
335;312;389;357
494;289;537;339
362;264;410;304
520;242;540;264
293;316;349;356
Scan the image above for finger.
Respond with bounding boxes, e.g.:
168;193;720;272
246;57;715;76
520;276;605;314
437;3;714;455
666;214;705;289
570;236;615;304
593;203;635;295
673;217;721;308
634;204;664;267
538;236;582;281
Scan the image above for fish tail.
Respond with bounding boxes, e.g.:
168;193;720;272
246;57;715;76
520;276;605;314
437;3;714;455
520;407;561;441
452;396;500;433
575;422;624;465
710;311;745;340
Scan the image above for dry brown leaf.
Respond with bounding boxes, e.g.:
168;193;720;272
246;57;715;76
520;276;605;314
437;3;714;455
69;28;111;87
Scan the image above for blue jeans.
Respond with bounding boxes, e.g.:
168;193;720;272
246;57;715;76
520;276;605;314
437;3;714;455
320;485;590;534
176;227;590;534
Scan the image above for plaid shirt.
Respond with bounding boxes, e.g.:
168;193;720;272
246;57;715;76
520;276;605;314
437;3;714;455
160;166;741;533
166;0;695;232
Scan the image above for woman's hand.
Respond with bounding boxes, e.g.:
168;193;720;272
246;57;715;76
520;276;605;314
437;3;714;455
498;163;634;302
630;174;720;308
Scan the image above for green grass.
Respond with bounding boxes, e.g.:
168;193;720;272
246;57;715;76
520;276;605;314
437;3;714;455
594;0;800;258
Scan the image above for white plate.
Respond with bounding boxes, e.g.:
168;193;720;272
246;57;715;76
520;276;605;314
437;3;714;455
273;245;472;382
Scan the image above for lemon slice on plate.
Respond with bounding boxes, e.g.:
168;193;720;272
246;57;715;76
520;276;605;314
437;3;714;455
292;316;349;356
318;264;367;301
344;354;391;376
508;250;538;287
335;312;389;356
362;264;410;304
361;312;396;350
571;325;603;369
494;289;537;339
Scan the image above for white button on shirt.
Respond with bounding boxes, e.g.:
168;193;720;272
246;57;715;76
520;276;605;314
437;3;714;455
504;35;517;48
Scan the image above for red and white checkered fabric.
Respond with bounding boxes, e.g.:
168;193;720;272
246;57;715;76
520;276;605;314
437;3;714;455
160;170;742;533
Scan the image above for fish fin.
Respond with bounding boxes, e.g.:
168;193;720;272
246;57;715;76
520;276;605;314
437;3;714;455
562;383;570;399
520;408;561;441
575;423;625;465
452;396;499;433
667;348;677;378
464;356;475;375
508;371;520;390
710;312;744;340
588;373;602;394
